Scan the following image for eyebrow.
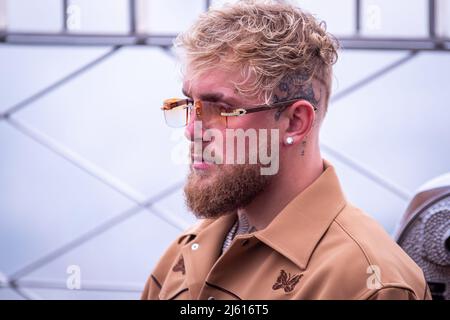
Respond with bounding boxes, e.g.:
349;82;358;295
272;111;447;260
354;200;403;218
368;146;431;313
182;88;237;104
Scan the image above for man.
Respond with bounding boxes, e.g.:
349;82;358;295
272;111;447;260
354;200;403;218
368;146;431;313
142;1;431;300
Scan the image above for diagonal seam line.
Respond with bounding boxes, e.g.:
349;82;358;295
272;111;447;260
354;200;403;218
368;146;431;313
321;142;411;201
331;50;419;103
0;46;122;119
3;270;41;300
6;116;148;204
8;285;43;300
149;204;194;231
160;45;175;59
8;181;185;282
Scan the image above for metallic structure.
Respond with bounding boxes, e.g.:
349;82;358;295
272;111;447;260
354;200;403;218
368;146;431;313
0;0;448;50
396;176;450;300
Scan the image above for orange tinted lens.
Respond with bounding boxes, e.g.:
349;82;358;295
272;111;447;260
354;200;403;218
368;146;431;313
199;101;227;127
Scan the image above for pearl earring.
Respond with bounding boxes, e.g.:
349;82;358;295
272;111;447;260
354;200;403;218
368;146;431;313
286;137;294;145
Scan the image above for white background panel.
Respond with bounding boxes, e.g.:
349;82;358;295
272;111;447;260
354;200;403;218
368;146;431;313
66;0;130;34
151;187;198;230
437;0;450;37
6;0;63;32
322;52;450;196
143;0;206;34
0;46;111;113
332;50;407;95
361;0;428;37
0;122;134;276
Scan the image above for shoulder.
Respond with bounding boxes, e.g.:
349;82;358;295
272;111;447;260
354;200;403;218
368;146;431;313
305;203;430;299
141;219;212;299
152;219;213;280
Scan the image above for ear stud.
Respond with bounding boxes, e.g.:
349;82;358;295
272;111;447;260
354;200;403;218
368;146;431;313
286;137;294;145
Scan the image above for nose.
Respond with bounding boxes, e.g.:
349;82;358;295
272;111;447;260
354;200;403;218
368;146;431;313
184;109;202;142
184;118;195;141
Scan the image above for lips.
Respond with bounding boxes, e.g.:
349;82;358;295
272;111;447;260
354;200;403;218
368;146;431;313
193;162;211;170
191;153;215;171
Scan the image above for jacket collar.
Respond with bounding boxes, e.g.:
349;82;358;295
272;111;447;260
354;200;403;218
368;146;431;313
255;159;347;269
176;159;347;271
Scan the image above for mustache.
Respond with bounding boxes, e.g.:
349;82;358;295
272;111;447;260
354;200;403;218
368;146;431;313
190;143;223;164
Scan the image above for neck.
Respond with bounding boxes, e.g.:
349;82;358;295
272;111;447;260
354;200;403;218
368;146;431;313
238;150;323;231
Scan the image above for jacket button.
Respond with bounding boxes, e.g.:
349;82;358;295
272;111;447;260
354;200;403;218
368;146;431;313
191;243;200;251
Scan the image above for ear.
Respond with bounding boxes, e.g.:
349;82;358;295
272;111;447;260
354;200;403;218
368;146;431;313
282;100;316;146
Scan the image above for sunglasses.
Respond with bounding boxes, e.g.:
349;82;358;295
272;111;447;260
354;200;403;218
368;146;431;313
161;97;317;128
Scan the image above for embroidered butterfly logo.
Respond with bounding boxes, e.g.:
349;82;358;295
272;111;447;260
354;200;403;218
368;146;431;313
272;270;302;293
172;256;185;275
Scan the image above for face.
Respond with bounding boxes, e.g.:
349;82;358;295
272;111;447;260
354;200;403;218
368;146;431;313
182;68;279;219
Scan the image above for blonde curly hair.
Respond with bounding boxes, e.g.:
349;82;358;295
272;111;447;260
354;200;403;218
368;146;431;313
175;0;339;113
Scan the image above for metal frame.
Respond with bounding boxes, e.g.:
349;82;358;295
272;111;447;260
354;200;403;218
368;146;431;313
0;0;448;51
0;0;449;299
1;33;449;51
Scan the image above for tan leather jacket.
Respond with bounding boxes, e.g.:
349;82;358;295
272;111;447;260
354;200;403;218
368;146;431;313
142;160;431;300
